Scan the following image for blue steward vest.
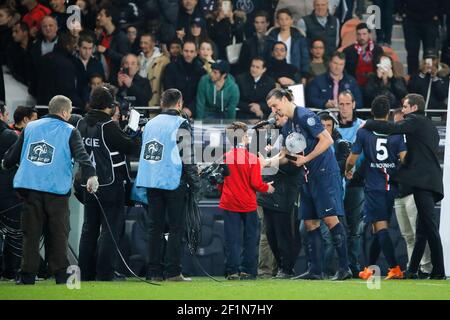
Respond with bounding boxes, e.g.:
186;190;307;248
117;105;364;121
337;118;363;144
14;117;74;195
135;114;186;190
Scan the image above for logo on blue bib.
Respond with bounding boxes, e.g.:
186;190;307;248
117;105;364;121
143;140;164;162
27;141;54;166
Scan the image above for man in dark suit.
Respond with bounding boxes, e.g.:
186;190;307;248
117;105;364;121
364;93;445;279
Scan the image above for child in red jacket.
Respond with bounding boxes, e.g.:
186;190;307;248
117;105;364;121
218;122;274;280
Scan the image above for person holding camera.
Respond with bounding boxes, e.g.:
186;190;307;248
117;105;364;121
408;48;449;114
2;95;98;285
135;89;200;282
219;121;275;280
77;86;141;281
117;54;152;109
364;54;408;109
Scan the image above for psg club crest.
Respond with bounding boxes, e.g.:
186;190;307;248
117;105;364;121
27;141;54;166
143;140;164;162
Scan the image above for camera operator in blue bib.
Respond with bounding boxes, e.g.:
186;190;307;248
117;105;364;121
2;95;98;285
136;88;200;282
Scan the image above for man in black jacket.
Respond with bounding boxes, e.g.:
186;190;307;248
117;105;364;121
77;86;140;281
0;103;22;280
266;42;301;88
162;40;205;118
236;57;276;120
36;32;84;110
96;5;130;82
396;0;441;75
364;93;445;279
257;113;303;279
238;10;270;75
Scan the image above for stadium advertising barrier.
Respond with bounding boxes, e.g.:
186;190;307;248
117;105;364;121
440;82;450;277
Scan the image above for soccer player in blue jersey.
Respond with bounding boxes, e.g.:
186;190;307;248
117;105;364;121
345;95;406;280
260;88;352;281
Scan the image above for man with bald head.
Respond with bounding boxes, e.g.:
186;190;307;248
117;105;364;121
297;0;340;55
29;15;59;97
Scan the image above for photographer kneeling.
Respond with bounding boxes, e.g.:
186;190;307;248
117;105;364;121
77;86;141;281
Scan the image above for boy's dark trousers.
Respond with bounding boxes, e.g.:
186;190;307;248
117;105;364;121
223;210;259;276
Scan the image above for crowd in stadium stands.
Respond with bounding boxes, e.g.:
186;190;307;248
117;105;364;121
0;0;449;114
0;0;449;282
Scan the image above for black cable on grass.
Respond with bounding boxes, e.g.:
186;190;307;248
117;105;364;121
93;193;160;286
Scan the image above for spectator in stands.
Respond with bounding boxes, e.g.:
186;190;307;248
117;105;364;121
198;39;216;75
196;59;240;120
10;106;38;134
343;23;384;87
74;33;105;108
117;54;152;108
266;41;301;87
141;0;179;44
50;0;70;32
0;5;18;66
238;10;270;74
177;0;204;40
29;15;59;97
309;38;328;78
373;0;394;47
163;40;205;118
188;17;210;49
88;73;104;93
233;0;276;38
219;121;275;280
274;0;314;23
126;25;140;55
297;0;339;56
364;54;408;109
168;37;183;62
205;3;246;60
96;4;129;82
6;21;32;86
408;48;449;112
36;32;84;109
392;107;433;277
236;57;276;120
306;51;363;109
397;0;441;75
76;0;97;31
20;0;51;38
138;33;170;107
265;8;310;84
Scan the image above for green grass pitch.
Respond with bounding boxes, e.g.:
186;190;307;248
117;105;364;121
1;278;450;300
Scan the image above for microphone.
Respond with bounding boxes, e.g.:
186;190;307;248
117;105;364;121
252;117;276;129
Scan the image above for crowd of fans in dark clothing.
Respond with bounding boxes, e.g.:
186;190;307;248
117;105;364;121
0;0;449;120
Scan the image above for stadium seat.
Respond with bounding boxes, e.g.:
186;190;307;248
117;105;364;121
340;18;361;41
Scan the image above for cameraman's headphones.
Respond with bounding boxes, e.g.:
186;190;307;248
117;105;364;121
317;110;339;128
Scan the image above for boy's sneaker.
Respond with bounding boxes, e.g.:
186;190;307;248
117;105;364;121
385;265;404;280
359;267;374;280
